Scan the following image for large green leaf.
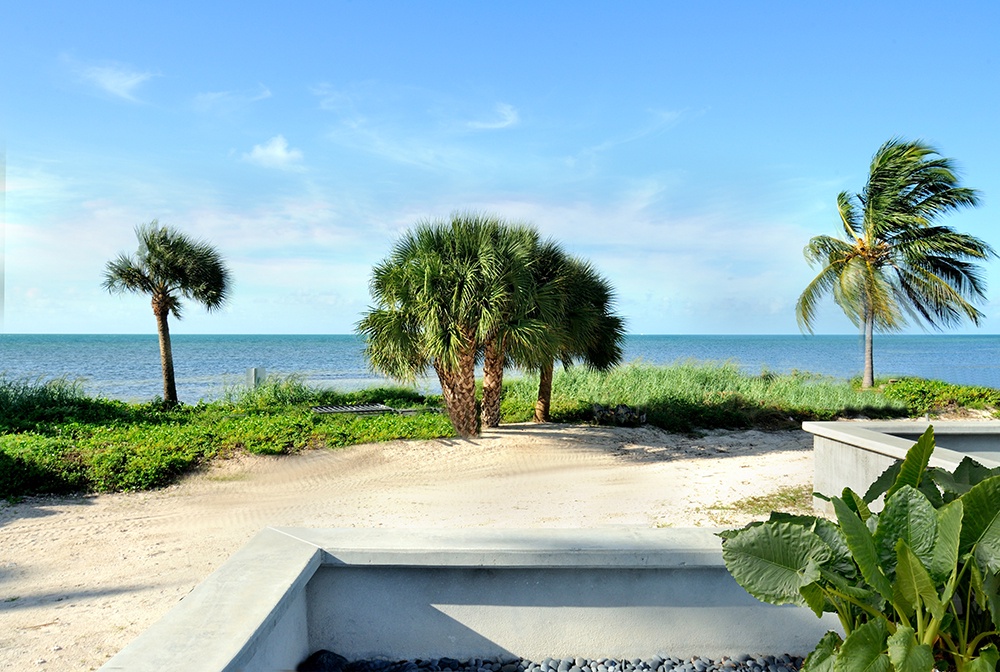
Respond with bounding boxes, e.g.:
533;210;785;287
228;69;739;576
886;427;935;499
929;456;999;502
886;626;934;672
801;582;831;617
928;499;963;584
721;521;831;606
845;487;875;522
965;644;1000;672
874;486;937;577
980;567;1000;631
803;631;843;672
834;497;893;601
865;461;902;505
815;517;860;580
834;619;890;672
959;475;1000;572
894;540;944;622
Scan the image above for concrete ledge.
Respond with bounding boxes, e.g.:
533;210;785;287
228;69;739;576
100;528;840;672
100;527;323;671
803;421;1000;513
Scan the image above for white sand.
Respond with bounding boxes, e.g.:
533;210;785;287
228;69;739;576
0;423;813;671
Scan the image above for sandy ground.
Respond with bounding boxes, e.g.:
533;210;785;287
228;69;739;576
0;423;813;671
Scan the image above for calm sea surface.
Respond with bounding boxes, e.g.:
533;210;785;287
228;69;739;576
1;333;998;403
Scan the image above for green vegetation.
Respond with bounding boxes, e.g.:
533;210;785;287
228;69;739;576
796;139;993;388
701;484;814;526
103;222;232;405
720;427;1000;672
4;363;999;500
0;376;452;499
500;362;910;432
357;212;625;437
881;377;1000;416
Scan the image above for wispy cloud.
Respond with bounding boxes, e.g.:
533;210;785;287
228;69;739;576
243;135;304;171
194;84;272;113
68;58;156;102
570;109;684;168
466;103;520;130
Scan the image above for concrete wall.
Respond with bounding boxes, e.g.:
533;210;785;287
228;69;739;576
804;421;1000;514
100;528;842;672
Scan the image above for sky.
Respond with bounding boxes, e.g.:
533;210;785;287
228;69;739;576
3;1;1000;336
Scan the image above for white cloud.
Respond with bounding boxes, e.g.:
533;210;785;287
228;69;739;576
466;103;520;130
70;59;156;102
194;84;272;113
243;135;304;171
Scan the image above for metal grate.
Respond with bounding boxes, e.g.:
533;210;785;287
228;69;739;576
311;403;397;415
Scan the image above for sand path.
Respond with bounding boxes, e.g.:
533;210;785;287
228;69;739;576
0;423;813;671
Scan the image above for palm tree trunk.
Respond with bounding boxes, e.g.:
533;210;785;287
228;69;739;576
481;339;505;428
152;297;178;404
862;310;875;389
452;340;479;438
435;340;479;438
534;358;554;423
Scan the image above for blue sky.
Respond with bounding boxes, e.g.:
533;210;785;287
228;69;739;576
3;1;999;335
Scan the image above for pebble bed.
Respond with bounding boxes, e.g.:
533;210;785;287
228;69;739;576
300;652;804;672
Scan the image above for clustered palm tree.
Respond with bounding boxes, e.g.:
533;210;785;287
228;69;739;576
797;139;994;388
357;212;624;438
103;221;231;405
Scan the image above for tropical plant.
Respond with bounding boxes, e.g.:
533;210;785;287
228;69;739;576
357;213;529;437
517;247;625;423
720;426;1000;672
796;139;993;388
478;226;558;429
103;221;231;405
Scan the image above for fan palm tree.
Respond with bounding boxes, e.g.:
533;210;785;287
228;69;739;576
796;139;994;388
512;246;625;423
103;221;231;404
357;213;521;437
478;228;561;429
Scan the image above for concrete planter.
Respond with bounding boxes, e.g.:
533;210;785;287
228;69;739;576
803;420;1000;513
99;528;838;672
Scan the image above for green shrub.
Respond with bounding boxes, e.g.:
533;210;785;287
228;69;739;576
0;433;89;496
881;377;1000;415
0;377;451;498
720;427;1000;672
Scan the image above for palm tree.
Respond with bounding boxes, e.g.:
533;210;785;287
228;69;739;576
796;139;994;388
478;228;560;429
103;221;231;404
357;213;518;437
510;245;625;423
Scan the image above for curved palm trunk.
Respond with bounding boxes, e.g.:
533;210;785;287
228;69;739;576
534;359;554;423
481;339;505;428
862;311;875;389
152;297;178;404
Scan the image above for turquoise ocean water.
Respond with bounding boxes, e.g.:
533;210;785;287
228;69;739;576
1;334;998;403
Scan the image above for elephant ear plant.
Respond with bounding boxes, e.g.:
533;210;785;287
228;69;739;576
719;427;1000;672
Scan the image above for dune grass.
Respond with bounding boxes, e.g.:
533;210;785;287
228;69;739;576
501;361;910;431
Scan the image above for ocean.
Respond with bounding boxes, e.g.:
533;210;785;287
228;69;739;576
1;333;998;403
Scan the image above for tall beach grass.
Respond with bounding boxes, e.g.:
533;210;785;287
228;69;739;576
501;361;909;431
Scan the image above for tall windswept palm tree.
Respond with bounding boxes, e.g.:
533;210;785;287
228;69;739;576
357;212;515;437
103;221;231;404
796;139;994;388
